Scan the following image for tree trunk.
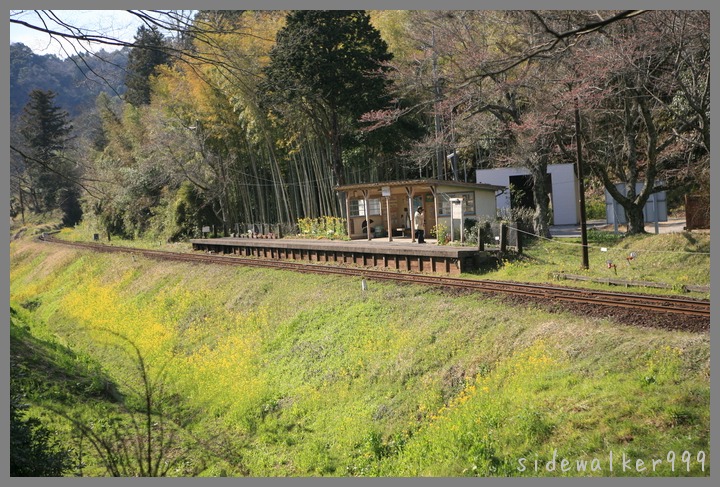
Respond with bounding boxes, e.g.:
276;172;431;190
624;202;647;235
528;160;552;238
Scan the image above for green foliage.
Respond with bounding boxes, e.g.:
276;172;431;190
432;223;449;245
10;308;75;476
297;216;348;239
263;10;393;184
585;228;623;245
584;195;607;220
124;25;170;106
264;10;392;120
463;219;493;246
483;231;710;296
141;183;220;243
59;186;83;227
14;89;82;225
9;303;221;477
10;394;74;477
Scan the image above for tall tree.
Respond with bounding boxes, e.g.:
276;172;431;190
263;10;393;186
571;10;710;234
124;25;170;106
14;89;81;224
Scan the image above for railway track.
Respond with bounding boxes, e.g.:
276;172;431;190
40;235;710;319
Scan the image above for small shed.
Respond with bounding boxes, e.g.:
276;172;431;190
476;163;580;225
336;179;504;241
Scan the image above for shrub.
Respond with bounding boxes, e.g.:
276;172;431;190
464;219;493;246
10;367;74;477
585;196;607;220
432;223;449;245
297;216;348;240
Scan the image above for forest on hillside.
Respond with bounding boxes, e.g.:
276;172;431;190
9;10;710;239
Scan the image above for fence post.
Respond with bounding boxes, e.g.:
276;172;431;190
515;220;522;254
500;222;507;253
478;226;484;251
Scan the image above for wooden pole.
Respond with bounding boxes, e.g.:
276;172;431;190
575;101;589;269
500;222;507;253
515;220;523;254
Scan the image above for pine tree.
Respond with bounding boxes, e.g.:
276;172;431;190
124;25;170;106
16;89;79;221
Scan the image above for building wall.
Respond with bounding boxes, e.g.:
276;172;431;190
435;186;498;226
475;164;579;225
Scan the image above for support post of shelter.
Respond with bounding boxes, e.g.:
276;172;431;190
344;192;351;238
430;185;439;242
362;189;371;241
406;186;415;243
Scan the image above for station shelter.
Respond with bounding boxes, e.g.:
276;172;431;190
335;179;504;241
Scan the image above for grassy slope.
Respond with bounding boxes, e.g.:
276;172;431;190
9;238;710;477
472;230;710;298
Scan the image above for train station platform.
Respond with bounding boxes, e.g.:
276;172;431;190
190;236;485;275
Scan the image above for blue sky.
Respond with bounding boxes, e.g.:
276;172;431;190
10;10;161;57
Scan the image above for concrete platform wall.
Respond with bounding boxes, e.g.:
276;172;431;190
190;238;481;275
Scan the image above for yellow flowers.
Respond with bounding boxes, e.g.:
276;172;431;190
297;216;348;239
422;340;562;434
643;345;685;386
51;265;276;432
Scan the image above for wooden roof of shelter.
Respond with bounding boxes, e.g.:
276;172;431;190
335;178;505;193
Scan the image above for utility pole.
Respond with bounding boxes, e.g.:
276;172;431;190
575;101;589;270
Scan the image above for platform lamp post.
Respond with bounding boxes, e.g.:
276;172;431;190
575;101;590;270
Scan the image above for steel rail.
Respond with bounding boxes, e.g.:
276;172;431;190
39;236;710;318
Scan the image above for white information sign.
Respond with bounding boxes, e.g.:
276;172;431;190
450;198;464;220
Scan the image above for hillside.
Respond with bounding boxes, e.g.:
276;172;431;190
9;238;710;477
10;42;128;120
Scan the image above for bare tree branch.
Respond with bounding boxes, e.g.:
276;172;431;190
459;10;647;83
10;145;109;199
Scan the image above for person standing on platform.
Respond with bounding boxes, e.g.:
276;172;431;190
414;207;426;243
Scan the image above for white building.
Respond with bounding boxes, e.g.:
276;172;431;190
475;163;580;225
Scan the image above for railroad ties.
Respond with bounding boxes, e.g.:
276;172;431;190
189;237;485;275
